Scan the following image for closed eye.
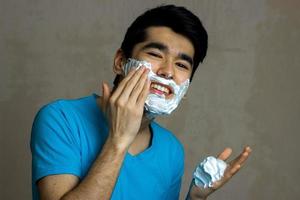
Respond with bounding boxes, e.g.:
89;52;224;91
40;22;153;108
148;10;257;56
147;52;162;58
176;63;189;70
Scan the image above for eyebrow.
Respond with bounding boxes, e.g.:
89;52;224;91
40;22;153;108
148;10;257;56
141;42;194;67
178;53;193;67
141;42;167;51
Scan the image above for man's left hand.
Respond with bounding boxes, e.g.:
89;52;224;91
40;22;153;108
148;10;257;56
188;146;252;200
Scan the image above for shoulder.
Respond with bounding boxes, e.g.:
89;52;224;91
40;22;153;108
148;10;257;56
31;94;95;143
40;94;92;111
34;94;93;122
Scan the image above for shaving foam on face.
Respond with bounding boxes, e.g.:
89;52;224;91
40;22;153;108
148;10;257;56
193;156;227;188
123;58;189;117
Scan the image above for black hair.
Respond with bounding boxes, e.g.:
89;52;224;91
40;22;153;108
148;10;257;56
115;4;208;85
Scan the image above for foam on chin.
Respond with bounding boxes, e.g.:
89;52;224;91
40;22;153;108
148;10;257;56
123;58;190;117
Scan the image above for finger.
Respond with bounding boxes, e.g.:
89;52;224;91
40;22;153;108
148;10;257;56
230;146;252;167
118;67;146;101
129;68;149;102
229;163;241;175
223;146;252;179
136;77;151;106
100;82;105;110
101;81;111;113
222;163;239;180
217;148;232;161
110;68;137;101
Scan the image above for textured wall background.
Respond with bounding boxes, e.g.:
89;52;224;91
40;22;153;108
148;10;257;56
1;0;299;199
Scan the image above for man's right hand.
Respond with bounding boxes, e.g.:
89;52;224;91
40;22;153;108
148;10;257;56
37;68;150;200
100;66;150;151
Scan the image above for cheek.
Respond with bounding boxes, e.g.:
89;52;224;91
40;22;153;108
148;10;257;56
138;56;161;67
147;61;160;71
147;62;190;84
136;56;160;71
174;71;191;84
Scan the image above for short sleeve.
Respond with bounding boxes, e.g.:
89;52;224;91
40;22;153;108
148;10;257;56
30;102;81;184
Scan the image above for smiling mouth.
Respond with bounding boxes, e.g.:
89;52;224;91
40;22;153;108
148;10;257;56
150;81;173;98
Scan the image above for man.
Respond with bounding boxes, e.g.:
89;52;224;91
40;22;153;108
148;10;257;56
31;5;251;200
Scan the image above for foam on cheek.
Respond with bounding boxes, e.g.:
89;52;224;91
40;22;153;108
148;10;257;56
123;58;190;116
123;58;152;76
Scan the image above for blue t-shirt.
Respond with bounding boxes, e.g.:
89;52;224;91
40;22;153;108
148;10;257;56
30;94;184;200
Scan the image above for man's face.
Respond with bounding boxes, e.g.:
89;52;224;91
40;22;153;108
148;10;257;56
130;26;194;100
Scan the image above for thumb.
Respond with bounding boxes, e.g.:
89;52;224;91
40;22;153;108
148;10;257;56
100;81;111;113
217;147;232;161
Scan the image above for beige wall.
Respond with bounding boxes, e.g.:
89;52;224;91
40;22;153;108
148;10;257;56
1;0;299;199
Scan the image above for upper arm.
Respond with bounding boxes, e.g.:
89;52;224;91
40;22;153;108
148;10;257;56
31;104;82;199
37;174;79;200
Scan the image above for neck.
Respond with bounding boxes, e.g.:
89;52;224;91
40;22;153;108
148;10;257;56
138;113;154;134
128;113;155;156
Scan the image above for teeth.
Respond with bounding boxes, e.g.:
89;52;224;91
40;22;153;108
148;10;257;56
151;83;170;94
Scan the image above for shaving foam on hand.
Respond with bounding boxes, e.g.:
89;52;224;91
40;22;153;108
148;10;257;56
193;156;227;188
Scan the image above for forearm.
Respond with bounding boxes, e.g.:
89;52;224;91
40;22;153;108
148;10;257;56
61;135;127;200
187;194;207;200
186;183;207;200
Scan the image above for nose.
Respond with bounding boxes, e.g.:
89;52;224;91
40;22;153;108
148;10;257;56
156;60;174;80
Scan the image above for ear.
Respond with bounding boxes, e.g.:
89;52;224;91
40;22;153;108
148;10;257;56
113;49;127;75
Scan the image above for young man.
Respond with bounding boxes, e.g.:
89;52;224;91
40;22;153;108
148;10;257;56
31;5;251;200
